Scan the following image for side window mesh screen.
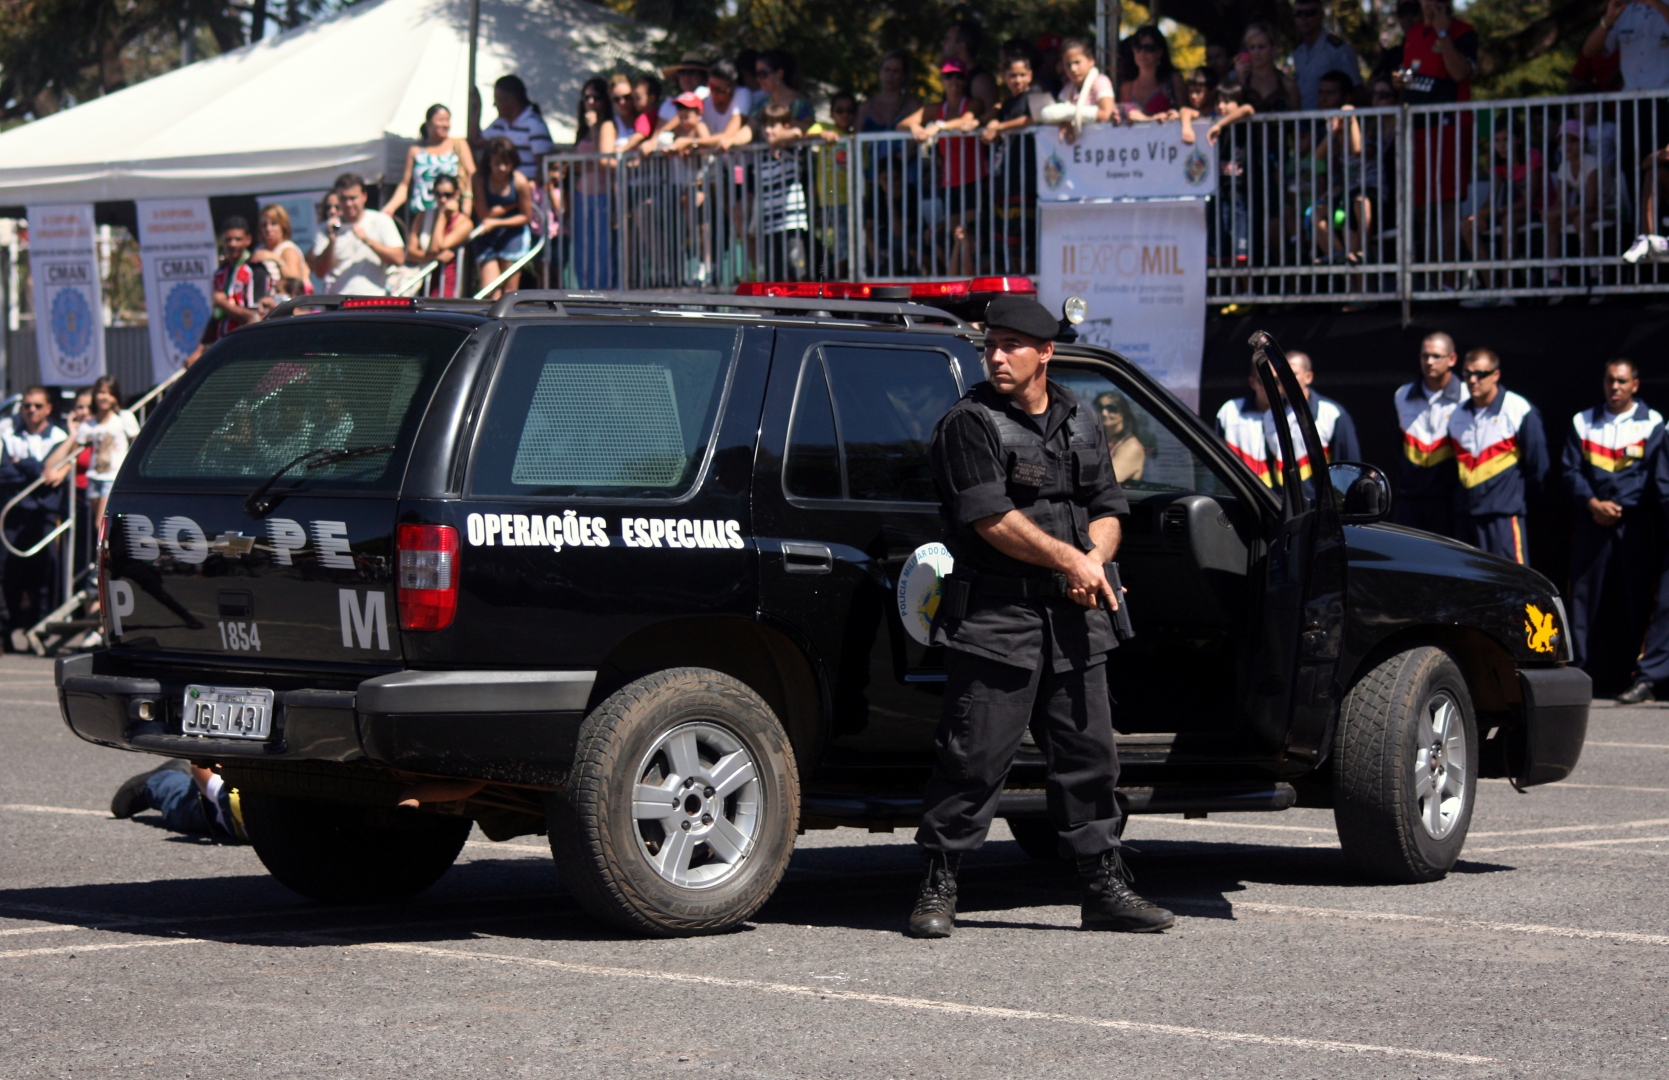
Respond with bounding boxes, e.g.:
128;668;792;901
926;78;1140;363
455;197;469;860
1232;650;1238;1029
471;325;736;499
512;363;686;487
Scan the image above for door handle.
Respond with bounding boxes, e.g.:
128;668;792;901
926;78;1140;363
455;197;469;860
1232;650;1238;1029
781;541;834;574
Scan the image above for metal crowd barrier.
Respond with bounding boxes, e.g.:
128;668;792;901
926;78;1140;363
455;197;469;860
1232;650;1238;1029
539;87;1669;309
541;128;1037;290
1209;87;1669;308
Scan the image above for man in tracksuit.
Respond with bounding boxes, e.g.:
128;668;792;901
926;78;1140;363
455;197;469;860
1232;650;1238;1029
1392;332;1466;538
1563;359;1664;682
1214;352;1359;489
1449;348;1548;563
1267;350;1361;478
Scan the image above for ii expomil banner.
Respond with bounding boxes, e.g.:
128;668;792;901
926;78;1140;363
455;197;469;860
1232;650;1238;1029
1036;200;1208;411
25;203;105;385
136;198;217;383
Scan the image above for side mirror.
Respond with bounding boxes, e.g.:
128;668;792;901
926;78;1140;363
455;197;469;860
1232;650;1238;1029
1328;461;1393;524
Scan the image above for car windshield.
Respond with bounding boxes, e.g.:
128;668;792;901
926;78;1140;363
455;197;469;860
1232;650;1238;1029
135;321;466;491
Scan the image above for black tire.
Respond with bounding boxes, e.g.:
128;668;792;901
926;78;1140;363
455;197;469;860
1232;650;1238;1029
1334;646;1478;883
549;667;799;937
1005;817;1066;861
240;795;471;904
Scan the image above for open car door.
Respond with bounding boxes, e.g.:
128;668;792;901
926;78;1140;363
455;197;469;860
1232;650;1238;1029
1243;331;1347;764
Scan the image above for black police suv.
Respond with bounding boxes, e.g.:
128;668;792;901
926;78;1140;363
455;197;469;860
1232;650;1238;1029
58;290;1591;936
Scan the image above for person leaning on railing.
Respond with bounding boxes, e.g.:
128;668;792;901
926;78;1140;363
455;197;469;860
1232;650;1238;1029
901;61;992;277
695;59;754;150
571;77;619;291
471;136;535;299
406;174;473;298
0;386;68;652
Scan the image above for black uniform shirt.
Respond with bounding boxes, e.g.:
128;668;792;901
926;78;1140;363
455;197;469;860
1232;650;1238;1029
928;379;1129;672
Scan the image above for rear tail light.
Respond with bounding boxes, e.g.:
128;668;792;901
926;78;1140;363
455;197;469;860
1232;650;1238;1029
396;524;460;631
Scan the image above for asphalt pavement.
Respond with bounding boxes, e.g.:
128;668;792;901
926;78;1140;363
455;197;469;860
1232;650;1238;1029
3;650;1667;1079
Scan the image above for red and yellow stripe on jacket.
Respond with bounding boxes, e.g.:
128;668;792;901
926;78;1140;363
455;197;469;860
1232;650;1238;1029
1215;397;1272;486
1395;381;1461;468
1451;390;1535;489
1574;404;1662;472
1262;399;1345;483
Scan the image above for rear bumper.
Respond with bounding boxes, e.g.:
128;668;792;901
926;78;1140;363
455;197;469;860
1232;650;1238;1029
56;654;594;786
1513;666;1592;787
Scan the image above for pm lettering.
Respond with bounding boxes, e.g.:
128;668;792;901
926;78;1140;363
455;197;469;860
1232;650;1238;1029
339;589;389;650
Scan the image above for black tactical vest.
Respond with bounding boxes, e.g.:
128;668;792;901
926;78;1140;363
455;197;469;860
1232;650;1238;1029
950;384;1107;577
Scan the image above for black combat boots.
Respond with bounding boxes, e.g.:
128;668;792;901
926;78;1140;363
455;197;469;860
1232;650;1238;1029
1077;849;1175;932
907;851;961;938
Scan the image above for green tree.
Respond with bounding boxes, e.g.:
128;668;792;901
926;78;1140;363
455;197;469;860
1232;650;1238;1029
0;0;334;122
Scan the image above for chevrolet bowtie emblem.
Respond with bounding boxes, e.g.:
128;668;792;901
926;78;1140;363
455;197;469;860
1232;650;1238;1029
209;531;256;555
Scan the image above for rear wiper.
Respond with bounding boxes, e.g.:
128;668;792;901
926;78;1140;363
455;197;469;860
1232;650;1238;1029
242;444;395;518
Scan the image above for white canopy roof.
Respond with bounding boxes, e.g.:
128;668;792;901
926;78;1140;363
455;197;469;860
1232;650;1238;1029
0;0;647;205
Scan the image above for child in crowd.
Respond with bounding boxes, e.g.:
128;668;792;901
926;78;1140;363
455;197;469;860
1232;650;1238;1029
1045;37;1117;141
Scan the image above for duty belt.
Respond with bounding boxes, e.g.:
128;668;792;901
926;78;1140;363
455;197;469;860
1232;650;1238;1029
955;572;1067;601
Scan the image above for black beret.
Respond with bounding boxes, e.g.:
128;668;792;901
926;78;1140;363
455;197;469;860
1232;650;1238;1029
983;295;1059;341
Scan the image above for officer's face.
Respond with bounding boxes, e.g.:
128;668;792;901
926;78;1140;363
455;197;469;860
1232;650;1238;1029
984;329;1052;394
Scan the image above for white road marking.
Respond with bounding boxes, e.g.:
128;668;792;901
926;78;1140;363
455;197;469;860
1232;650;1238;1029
2;700;64;707
1583;741;1669;750
1469;817;1669;838
1482;779;1669;794
353;942;1501;1065
462;839;548;857
1130;818;1333;834
0;939;198;960
1223;901;1669;947
1466;834;1669;855
0;804;108;817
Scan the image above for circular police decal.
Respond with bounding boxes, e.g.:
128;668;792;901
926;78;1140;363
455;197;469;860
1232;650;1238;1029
164;282;210;355
50;288;95;362
897;542;954;646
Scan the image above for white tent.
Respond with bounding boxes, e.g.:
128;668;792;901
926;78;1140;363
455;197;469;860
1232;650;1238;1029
0;0;651;205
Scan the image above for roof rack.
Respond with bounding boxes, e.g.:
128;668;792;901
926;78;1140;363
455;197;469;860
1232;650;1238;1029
265;289;973;330
486;289;971;329
264;294;487;320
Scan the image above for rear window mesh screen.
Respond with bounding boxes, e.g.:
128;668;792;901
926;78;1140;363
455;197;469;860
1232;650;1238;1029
141;355;432;482
129;321;463;492
511;363;686;487
472;325;736;499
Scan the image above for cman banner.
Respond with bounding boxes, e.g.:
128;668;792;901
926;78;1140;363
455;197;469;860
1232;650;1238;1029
1035;123;1216;202
1036;199;1208;411
25;203;105;386
136;198;217;383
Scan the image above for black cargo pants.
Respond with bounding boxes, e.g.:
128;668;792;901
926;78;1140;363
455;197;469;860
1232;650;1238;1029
916;646;1122;858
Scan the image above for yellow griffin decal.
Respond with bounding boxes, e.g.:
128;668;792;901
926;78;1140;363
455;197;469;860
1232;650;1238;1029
1524;603;1559;655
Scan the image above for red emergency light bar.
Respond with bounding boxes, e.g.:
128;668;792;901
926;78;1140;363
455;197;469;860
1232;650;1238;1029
735;276;1035;301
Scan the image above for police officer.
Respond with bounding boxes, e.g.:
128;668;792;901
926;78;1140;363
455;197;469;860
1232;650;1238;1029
1564;360;1663;680
1392;332;1466;538
1449;348;1548;564
0;386;68;648
910;295;1174;939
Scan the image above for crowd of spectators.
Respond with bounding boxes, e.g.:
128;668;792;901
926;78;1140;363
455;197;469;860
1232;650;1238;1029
167;1;1669;312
